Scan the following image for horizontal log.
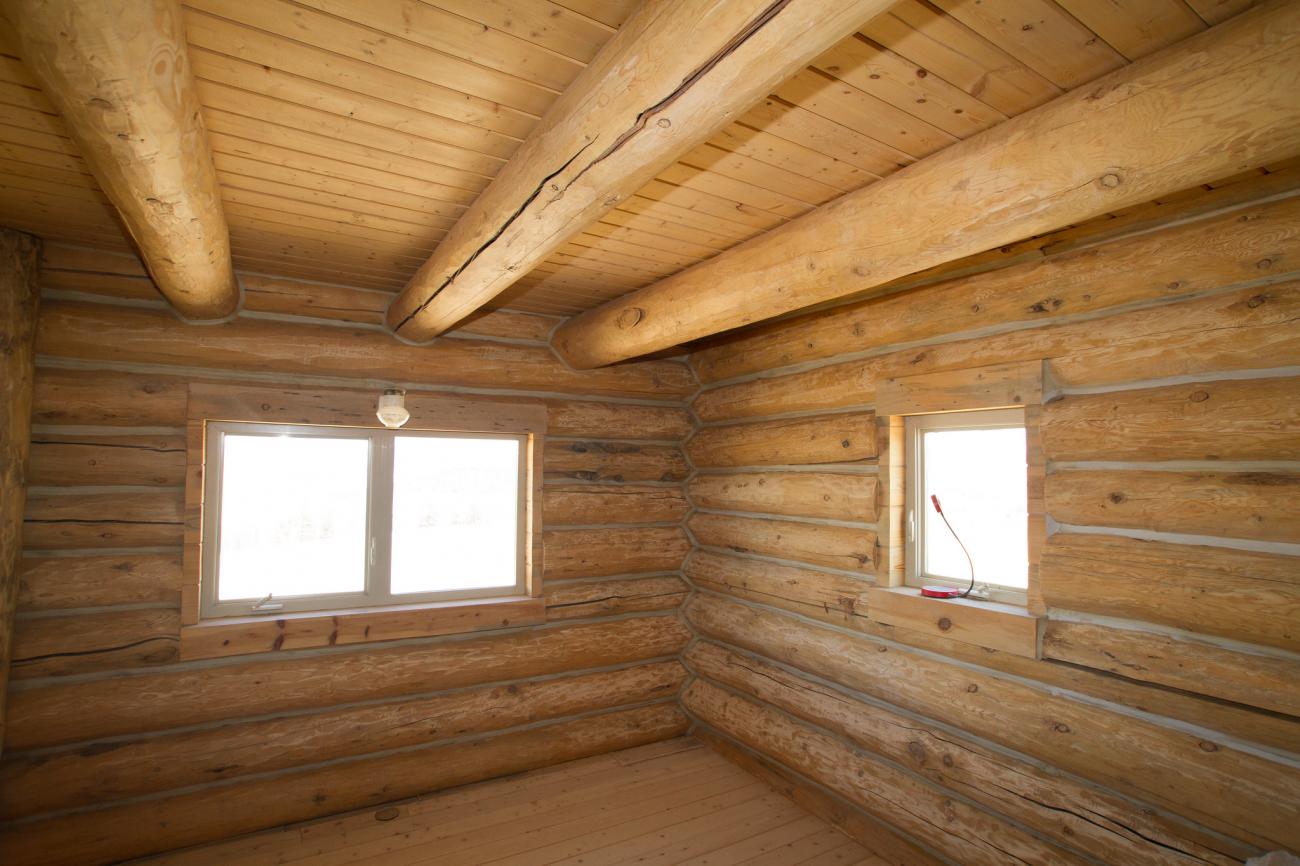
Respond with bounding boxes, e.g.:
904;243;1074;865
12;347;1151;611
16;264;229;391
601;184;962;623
877;360;1042;416
689;471;879;521
243;274;557;341
542;400;693;441
0;703;689;866
31;366;693;439
688;413;877;467
1041;533;1300;652
693;281;1300;422
23;489;184;549
543;527;691;580
1042;620;1300;717
179;598;547;661
10;608;179;679
26;432;186;486
543;576;689;621
0;661;687;820
17;552;183;611
692;727;944;866
683;679;1085;866
543;485;689;526
691;189;1300;382
455;308;560;343
35;300;695;400
689;513;878;574
543;440;689;483
685;593;1300;850
188;381;547;434
4;614;690;750
687;641;1249;866
234;273;388;326
687;586;1300;756
1040;375;1300;461
1046;469;1300;542
32;367;190;427
685;550;871;630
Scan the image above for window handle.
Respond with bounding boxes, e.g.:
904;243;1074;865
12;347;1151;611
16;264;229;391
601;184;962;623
251;593;284;613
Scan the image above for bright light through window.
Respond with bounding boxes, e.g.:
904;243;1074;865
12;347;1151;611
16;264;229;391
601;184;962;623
202;422;527;618
391;436;520;594
921;427;1027;587
907;409;1027;595
216;434;369;601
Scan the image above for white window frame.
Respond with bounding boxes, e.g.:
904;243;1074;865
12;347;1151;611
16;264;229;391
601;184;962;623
200;421;529;619
904;407;1028;605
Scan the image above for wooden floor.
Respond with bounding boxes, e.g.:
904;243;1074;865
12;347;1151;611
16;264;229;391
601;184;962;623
136;737;884;865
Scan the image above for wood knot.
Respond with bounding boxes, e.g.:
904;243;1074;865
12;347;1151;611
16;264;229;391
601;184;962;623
907;741;927;761
1256;257;1274;269
915;68;928;78
1198;741;1219;752
1053;722;1071;734
616;307;645;329
840;439;851;448
1098;173;1122;189
1108;492;1126;504
1246;294;1268;308
966;683;978;693
1188;390;1210;403
937;617;952;632
656;117;671;128
374;807;400;822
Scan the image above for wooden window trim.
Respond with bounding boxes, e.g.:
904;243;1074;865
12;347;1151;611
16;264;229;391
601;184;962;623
180;383;547;660
865;586;1041;658
874;360;1047;657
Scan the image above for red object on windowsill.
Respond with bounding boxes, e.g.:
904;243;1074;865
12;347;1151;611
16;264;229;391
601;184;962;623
920;585;963;598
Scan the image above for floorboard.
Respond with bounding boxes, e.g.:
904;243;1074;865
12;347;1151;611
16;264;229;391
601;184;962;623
134;737;875;865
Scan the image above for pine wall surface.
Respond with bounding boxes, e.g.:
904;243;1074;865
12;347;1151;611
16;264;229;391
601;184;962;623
678;186;1300;865
0;247;697;865
3;179;1300;866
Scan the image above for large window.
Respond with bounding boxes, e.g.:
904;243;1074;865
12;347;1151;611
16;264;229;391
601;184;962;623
904;408;1028;603
201;422;527;618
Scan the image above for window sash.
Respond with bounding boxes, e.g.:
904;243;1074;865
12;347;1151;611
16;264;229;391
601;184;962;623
200;421;528;618
903;408;1027;604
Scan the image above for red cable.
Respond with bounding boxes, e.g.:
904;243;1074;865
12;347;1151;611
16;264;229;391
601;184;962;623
931;494;976;598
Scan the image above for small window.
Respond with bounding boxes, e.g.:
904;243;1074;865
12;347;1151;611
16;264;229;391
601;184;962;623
201;422;527;618
904;408;1028;603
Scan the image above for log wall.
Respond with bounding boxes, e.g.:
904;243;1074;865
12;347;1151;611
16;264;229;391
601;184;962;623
680;182;1300;864
0;245;696;865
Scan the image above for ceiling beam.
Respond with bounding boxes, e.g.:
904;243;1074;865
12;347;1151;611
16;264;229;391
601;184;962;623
384;0;894;343
553;0;1300;368
10;0;238;320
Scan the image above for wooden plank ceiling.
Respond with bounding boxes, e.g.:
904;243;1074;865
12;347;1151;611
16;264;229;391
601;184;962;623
0;0;1260;317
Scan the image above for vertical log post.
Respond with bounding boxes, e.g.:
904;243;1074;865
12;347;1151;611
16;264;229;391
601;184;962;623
0;226;40;754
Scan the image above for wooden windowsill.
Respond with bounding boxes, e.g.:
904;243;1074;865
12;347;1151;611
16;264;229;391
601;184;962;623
866;586;1041;658
180;595;546;660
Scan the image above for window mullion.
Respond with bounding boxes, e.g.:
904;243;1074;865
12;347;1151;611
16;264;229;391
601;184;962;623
369;430;397;604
